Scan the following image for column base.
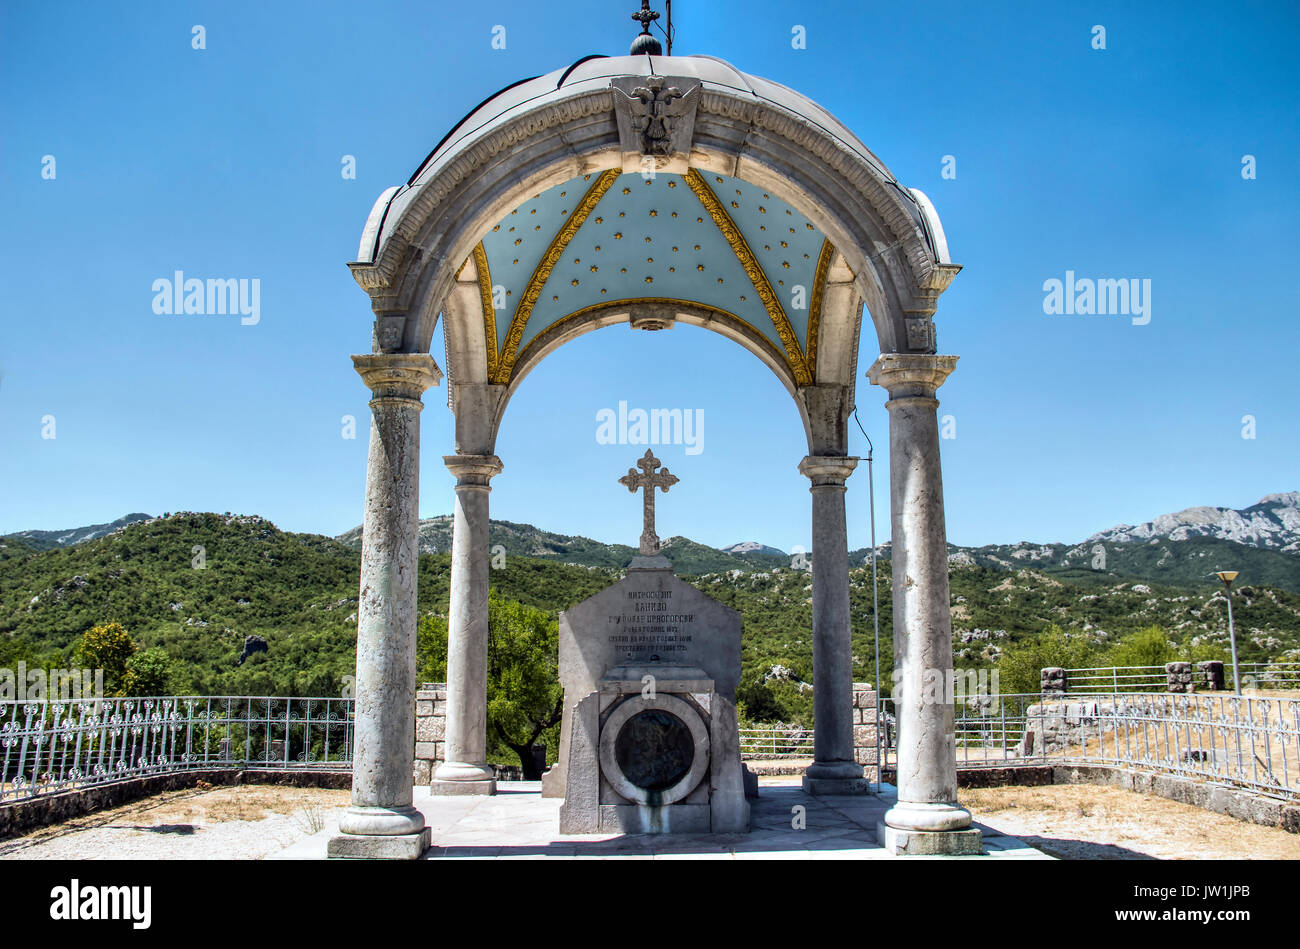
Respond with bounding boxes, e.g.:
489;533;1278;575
876;821;982;856
430;778;497;796
337;804;425;837
884;800;972;832
802;759;868;795
802;775;872;795
431;761;497;796
328;828;431;860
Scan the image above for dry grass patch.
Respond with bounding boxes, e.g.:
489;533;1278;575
961;783;1300;860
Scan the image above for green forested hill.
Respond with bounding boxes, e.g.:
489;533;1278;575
0;513;616;696
901;536;1300;594
336;515;788;574
2;514;1298;720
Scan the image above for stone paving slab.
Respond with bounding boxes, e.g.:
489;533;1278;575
271;779;1051;860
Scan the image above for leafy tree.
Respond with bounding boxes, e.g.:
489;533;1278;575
75;621;136;696
997;623;1096;695
123;647;174;696
417;591;562;778
1102;624;1175;669
485;592;564;778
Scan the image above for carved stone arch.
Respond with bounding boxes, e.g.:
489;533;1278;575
349;58;960;382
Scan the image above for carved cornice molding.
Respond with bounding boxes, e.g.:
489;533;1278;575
866;353;958;399
443;453;504;488
798;454;859;487
352;353;442;402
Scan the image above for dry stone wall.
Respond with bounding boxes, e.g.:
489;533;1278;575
413;683;447;785
852;683;880;783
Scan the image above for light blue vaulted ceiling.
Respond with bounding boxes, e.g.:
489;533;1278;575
474;169;833;385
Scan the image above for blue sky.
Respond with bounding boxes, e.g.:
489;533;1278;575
2;1;1297;552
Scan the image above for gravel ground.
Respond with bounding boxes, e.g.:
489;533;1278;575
0;785;352;860
961;784;1300;860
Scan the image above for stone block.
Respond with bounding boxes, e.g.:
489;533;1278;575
430;778;496;796
415;700;434;716
413;760;432;785
1281;806;1300;834
414;741;438;760
328;828;430;860
1166;662;1195;693
802;774;870;795
876;822;982;856
415;717;445;742
599;803;711;834
1198;661;1226;691
558;693;601;833
1041;667;1066;694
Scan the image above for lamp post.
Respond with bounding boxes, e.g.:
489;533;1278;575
1215;571;1241;695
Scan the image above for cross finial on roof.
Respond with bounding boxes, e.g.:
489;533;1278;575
618;449;678;556
631;0;660;34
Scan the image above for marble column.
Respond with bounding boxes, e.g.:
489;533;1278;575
867;353;980;855
799;455;868;795
330;353;440;860
431;453;503;795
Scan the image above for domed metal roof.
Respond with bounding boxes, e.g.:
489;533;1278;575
363;54;922;266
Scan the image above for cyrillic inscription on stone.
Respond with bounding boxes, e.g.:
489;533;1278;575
606;589;698;663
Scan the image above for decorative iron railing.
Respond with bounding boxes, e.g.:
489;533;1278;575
880;692;1300;799
0;696;353;803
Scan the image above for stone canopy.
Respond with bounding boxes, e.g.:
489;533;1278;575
335;39;976;859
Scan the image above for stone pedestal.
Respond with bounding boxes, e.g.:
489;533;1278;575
554;565;749;834
799;455;869;796
432;454;503;796
331;353;440;860
868;353;978;855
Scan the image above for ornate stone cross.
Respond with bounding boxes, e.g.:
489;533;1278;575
618;449;679;556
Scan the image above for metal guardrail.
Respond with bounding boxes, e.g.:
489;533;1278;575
738;727;814;759
0;696;353;803
1232;662;1300;691
881;692;1300;799
1058;662;1300;693
1058;665;1167;693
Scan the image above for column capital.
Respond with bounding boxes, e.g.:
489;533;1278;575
353;353;443;401
866;353;958;399
443;453;503;487
798;455;859;487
